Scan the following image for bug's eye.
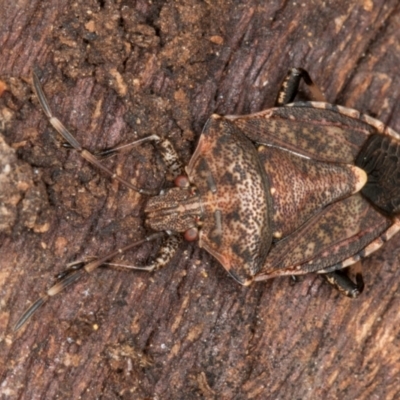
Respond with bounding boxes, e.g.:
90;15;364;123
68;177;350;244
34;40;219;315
174;175;190;188
184;227;199;241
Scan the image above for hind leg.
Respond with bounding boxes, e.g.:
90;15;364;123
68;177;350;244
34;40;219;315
320;262;365;298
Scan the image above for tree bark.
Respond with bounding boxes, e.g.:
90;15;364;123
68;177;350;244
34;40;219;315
1;1;400;399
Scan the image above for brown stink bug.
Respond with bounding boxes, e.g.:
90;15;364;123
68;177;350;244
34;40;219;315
14;68;400;330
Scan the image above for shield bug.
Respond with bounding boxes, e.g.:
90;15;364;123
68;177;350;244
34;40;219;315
14;68;400;331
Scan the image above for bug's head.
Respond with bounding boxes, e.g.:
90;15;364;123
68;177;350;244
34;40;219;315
144;175;202;241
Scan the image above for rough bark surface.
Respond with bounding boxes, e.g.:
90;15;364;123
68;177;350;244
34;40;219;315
1;1;400;399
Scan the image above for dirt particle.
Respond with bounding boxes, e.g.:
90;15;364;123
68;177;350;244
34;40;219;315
55;236;68;256
109;68;127;96
0;80;7;96
85;20;96;33
209;35;224;45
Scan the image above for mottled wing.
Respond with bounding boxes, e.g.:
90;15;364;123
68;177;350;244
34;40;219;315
186;115;273;285
356;134;400;214
227;103;376;163
255;194;395;279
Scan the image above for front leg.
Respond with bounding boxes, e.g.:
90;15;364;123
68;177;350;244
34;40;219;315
114;235;182;272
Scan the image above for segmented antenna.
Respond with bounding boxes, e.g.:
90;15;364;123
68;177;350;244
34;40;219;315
32;71;158;195
14;232;165;331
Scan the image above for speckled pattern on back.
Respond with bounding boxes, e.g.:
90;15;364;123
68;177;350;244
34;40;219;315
258;145;364;238
227;104;377;163
144;100;400;286
186;115;272;285
255;194;392;279
226;100;400;280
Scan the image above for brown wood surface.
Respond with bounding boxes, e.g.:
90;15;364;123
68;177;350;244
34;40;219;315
1;1;400;399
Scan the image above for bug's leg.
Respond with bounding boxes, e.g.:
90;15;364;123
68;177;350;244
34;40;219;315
61;135;162;162
13;232;165;331
95;134;162;158
275;67;326;106
321;265;365;298
55;260;86;280
32;71;158;195
289;275;298;286
54;257;99;280
94;136;183;181
103;235;182;272
156;138;184;178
